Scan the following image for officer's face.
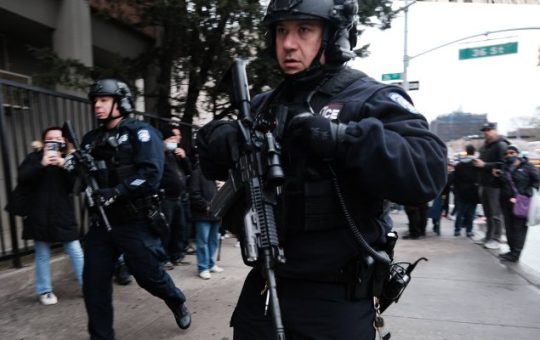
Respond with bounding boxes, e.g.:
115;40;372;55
275;20;325;75
94;96;121;120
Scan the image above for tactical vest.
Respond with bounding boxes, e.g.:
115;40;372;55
253;67;394;239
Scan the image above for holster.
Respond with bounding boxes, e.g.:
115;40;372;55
348;251;391;300
147;206;169;239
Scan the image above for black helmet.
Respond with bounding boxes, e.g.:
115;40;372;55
88;79;134;115
263;0;358;64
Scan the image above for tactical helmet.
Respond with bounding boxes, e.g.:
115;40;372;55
263;0;359;64
88;79;134;115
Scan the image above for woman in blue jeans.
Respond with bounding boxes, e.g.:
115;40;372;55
17;127;83;305
189;162;223;279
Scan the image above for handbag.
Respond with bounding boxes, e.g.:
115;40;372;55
506;172;530;219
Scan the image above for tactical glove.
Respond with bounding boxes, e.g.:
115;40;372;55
287;113;347;161
196;120;241;180
92;188;120;207
63;153;78;172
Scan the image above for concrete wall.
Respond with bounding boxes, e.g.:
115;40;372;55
0;0;152;79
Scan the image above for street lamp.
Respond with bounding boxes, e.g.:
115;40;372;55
401;0;417;91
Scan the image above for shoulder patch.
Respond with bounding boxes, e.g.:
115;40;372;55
117;133;129;144
387;92;419;114
129;179;146;187
137;129;151;142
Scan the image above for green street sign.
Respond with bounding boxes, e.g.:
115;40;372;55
459;42;518;60
382;73;402;81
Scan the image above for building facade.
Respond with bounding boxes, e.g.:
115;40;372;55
430;111;490;142
0;0;154;92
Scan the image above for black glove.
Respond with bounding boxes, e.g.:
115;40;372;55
197;120;241;180
92;188;120;207
63;153;78;172
287;113;347;161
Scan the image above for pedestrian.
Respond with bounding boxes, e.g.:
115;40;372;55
75;79;191;339
493;145;539;262
404;203;429;239
453;145;480;237
159;124;192;267
189;158;223;280
473;122;509;249
17;126;84;305
427;162;455;236
441;162;455;220
196;1;447;339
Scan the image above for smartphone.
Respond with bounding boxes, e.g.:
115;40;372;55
44;142;60;156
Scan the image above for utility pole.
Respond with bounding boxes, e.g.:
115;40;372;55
401;0;418;91
402;0;410;91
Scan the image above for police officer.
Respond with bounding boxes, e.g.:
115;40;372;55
80;79;191;339
197;1;447;339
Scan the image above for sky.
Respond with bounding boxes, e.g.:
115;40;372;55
349;1;540;134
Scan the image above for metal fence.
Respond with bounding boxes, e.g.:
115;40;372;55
0;80;96;268
0;80;198;269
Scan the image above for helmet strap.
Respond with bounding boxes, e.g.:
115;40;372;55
97;98;121;124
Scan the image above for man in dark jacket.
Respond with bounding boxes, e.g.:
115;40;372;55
454;145;480;237
196;1;447;339
189;160;222;280
473;122;509;249
159;125;192;267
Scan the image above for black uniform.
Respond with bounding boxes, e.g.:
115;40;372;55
81;117;186;340
198;66;447;339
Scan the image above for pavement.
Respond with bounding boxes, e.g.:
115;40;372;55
1;211;540;340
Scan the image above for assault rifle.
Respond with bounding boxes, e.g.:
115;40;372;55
63;120;112;231
211;59;286;340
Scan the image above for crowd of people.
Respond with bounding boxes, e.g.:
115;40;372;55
14;120;225;297
402;122;539;264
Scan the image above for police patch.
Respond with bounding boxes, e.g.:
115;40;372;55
117;134;129;144
129;179;146;187
319;103;343;120
388;93;419;114
137;129;151;142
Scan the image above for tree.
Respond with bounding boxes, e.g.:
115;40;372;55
31;0;396;149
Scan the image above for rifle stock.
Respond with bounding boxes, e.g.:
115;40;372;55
63;121;112;231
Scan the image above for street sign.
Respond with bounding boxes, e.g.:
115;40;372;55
381;73;402;81
459;42;518;60
391;81;420;91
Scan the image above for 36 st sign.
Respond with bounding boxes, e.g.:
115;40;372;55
459;42;518;60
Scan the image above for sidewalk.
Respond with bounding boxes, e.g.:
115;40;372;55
385;211;540;339
1;213;540;339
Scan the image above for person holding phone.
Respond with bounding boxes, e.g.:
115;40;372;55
17;126;84;305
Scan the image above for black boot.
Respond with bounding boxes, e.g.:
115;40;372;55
114;261;132;285
170;302;191;330
499;252;519;262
